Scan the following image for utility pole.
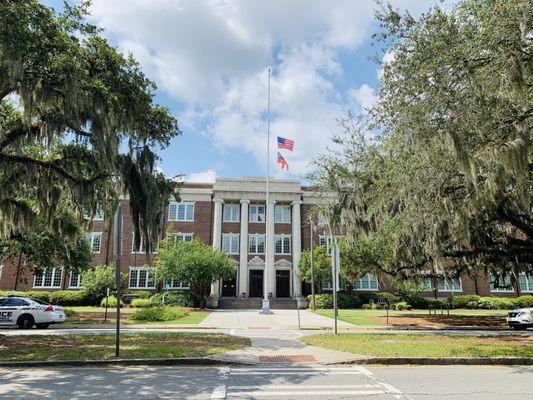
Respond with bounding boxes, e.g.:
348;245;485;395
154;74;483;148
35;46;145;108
113;204;123;357
310;221;316;311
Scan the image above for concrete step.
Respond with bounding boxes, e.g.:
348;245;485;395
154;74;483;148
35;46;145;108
218;298;298;310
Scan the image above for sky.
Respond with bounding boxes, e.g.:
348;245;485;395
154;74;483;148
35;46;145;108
42;0;450;183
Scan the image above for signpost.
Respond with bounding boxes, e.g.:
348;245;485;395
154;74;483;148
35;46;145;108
332;238;340;335
310;221;316;311
104;287;110;323
376;297;390;325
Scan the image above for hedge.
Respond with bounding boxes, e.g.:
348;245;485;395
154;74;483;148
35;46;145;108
48;290;91;306
130;307;187;322
123;290;153;299
100;295;123;308
130;298;155;308
450;295;532;310
307;293;362;309
150;291;196;307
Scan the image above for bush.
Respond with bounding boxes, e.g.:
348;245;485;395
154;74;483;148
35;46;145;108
307;293;362;309
426;298;449;309
130;298;155;308
130;307;186;322
150;291;196;307
338;292;362;308
123;290;153;299
512;295;533;308
450;295;481;309
49;290;91;306
393;301;412;311
24;291;51;303
372;304;383;310
307;294;333;309
0;290;26;297
100;295;123;308
477;297;515;310
82;265;126;305
357;292;378;304
362;304;372;310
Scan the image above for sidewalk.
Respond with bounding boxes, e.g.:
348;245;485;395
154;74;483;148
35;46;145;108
198;309;353;330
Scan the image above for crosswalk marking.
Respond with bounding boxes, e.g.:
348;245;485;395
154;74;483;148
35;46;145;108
226;389;388;396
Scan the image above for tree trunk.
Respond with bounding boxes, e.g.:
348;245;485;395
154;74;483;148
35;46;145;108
13;249;23;290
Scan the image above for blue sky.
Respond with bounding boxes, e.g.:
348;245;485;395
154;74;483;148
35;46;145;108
43;0;447;183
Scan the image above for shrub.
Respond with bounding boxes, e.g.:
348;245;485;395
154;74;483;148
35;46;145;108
130;307;187;322
150;291;196;307
307;293;362;309
24;291;51;303
131;298;155;308
0;290;26;297
426;298;449;309
82;265;126;305
512;295;533;308
338;292;362;308
375;292;400;304
393;301;412;311
357;292;378;304
477;297;515;310
450;295;481;309
124;290;153;299
372;304;383;310
307;294;333;309
49;290;91;306
361;304;372;310
100;295;123;308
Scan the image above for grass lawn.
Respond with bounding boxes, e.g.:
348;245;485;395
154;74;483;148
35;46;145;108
313;309;508;327
0;333;249;361
302;333;533;358
64;307;210;325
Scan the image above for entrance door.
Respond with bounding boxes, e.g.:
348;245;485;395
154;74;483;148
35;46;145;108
276;270;290;298
249;270;264;298
222;278;236;297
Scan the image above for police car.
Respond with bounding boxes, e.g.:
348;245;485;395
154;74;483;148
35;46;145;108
507;307;533;330
0;296;66;329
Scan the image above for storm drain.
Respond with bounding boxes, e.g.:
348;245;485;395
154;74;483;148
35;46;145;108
259;355;316;363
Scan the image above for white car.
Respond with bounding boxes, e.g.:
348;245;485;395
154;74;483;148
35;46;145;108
0;296;66;329
507;307;533;330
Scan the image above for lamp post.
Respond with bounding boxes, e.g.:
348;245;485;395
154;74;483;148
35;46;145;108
113;204;122;357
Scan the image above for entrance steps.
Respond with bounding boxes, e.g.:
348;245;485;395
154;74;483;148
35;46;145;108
218;297;298;310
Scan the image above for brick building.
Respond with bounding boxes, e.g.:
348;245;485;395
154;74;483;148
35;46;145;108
0;177;531;307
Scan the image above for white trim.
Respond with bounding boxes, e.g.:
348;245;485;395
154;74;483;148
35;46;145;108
274;204;291;223
249;204;266;223
436;277;463;292
353;273;379;291
88;232;102;253
319;235;333;255
248;233;266;254
33;267;63;289
128;266;156;289
275;234;291;255
222;233;240;254
68;272;83;289
164;277;190;290
489;273;514;293
519;273;533;293
223;203;240;222
168;201;195;222
167;232;194;245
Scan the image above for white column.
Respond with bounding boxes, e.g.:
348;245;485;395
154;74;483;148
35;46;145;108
291;200;302;298
210;197;223;304
238;199;249;297
266;200;276;297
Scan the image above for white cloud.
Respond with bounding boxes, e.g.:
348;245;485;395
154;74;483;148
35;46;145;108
348;83;378;111
188;169;217;183
88;0;446;176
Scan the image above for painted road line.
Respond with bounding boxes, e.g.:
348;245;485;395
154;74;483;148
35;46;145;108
230;367;368;371
225;389;387;397
210;385;226;399
229;371;367;375
227;385;379;390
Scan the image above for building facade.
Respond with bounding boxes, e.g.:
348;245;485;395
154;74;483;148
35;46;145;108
1;177;531;303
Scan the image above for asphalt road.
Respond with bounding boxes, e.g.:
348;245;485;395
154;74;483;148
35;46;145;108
1;365;532;399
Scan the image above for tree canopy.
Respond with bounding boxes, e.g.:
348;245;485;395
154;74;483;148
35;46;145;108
311;0;532;285
0;0;180;253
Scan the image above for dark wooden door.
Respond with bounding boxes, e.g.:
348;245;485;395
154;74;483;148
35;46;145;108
249;270;263;298
276;270;290;298
222;278;236;297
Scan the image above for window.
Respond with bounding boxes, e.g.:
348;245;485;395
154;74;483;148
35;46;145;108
168;202;194;221
167;233;193;246
93;208;104;220
275;235;291;254
319;235;333;255
249;204;266;222
322;281;333;291
223;204;240;222
34;268;63;288
519;273;533;293
489;273;514;292
249;234;265;254
129;267;156;289
87;232;102;253
131;235;159;254
69;272;82;288
437;277;462;292
274;205;291;223
353;273;378;291
318;215;327;225
164;277;190;290
422;277;433;291
222;234;239;254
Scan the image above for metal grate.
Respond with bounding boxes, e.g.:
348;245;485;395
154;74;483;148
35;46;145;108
259;355;316;363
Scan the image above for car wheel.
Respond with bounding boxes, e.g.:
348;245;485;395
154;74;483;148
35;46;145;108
35;323;50;329
17;315;35;329
512;325;527;330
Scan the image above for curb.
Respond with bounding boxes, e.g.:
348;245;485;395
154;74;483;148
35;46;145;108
334;357;533;366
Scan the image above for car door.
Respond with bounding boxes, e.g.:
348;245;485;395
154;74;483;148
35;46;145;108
0;298;22;326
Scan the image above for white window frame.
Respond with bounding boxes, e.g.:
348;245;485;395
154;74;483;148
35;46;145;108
249;204;266;223
489;273;515;293
519;273;533;293
223;204;240;222
33;267;63;289
437;277;462;292
322;281;333;291
93;208;104;221
274;205;291;223
319;235;333;255
68;272;82;289
248;234;265;254
164;277;190;290
168;201;195;222
128;267;156;289
131;234;159;254
0;264;2;280
167;232;194;246
222;233;240;254
353;273;379;291
318;215;327;226
87;232;102;253
422;277;433;291
275;234;291;255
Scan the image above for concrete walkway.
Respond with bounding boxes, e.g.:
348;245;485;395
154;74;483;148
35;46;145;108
198;309;353;330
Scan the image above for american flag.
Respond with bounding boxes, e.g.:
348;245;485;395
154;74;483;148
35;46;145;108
277;136;294;151
277;152;289;170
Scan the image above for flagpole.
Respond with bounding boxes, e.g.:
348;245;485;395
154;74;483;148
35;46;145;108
260;66;272;314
